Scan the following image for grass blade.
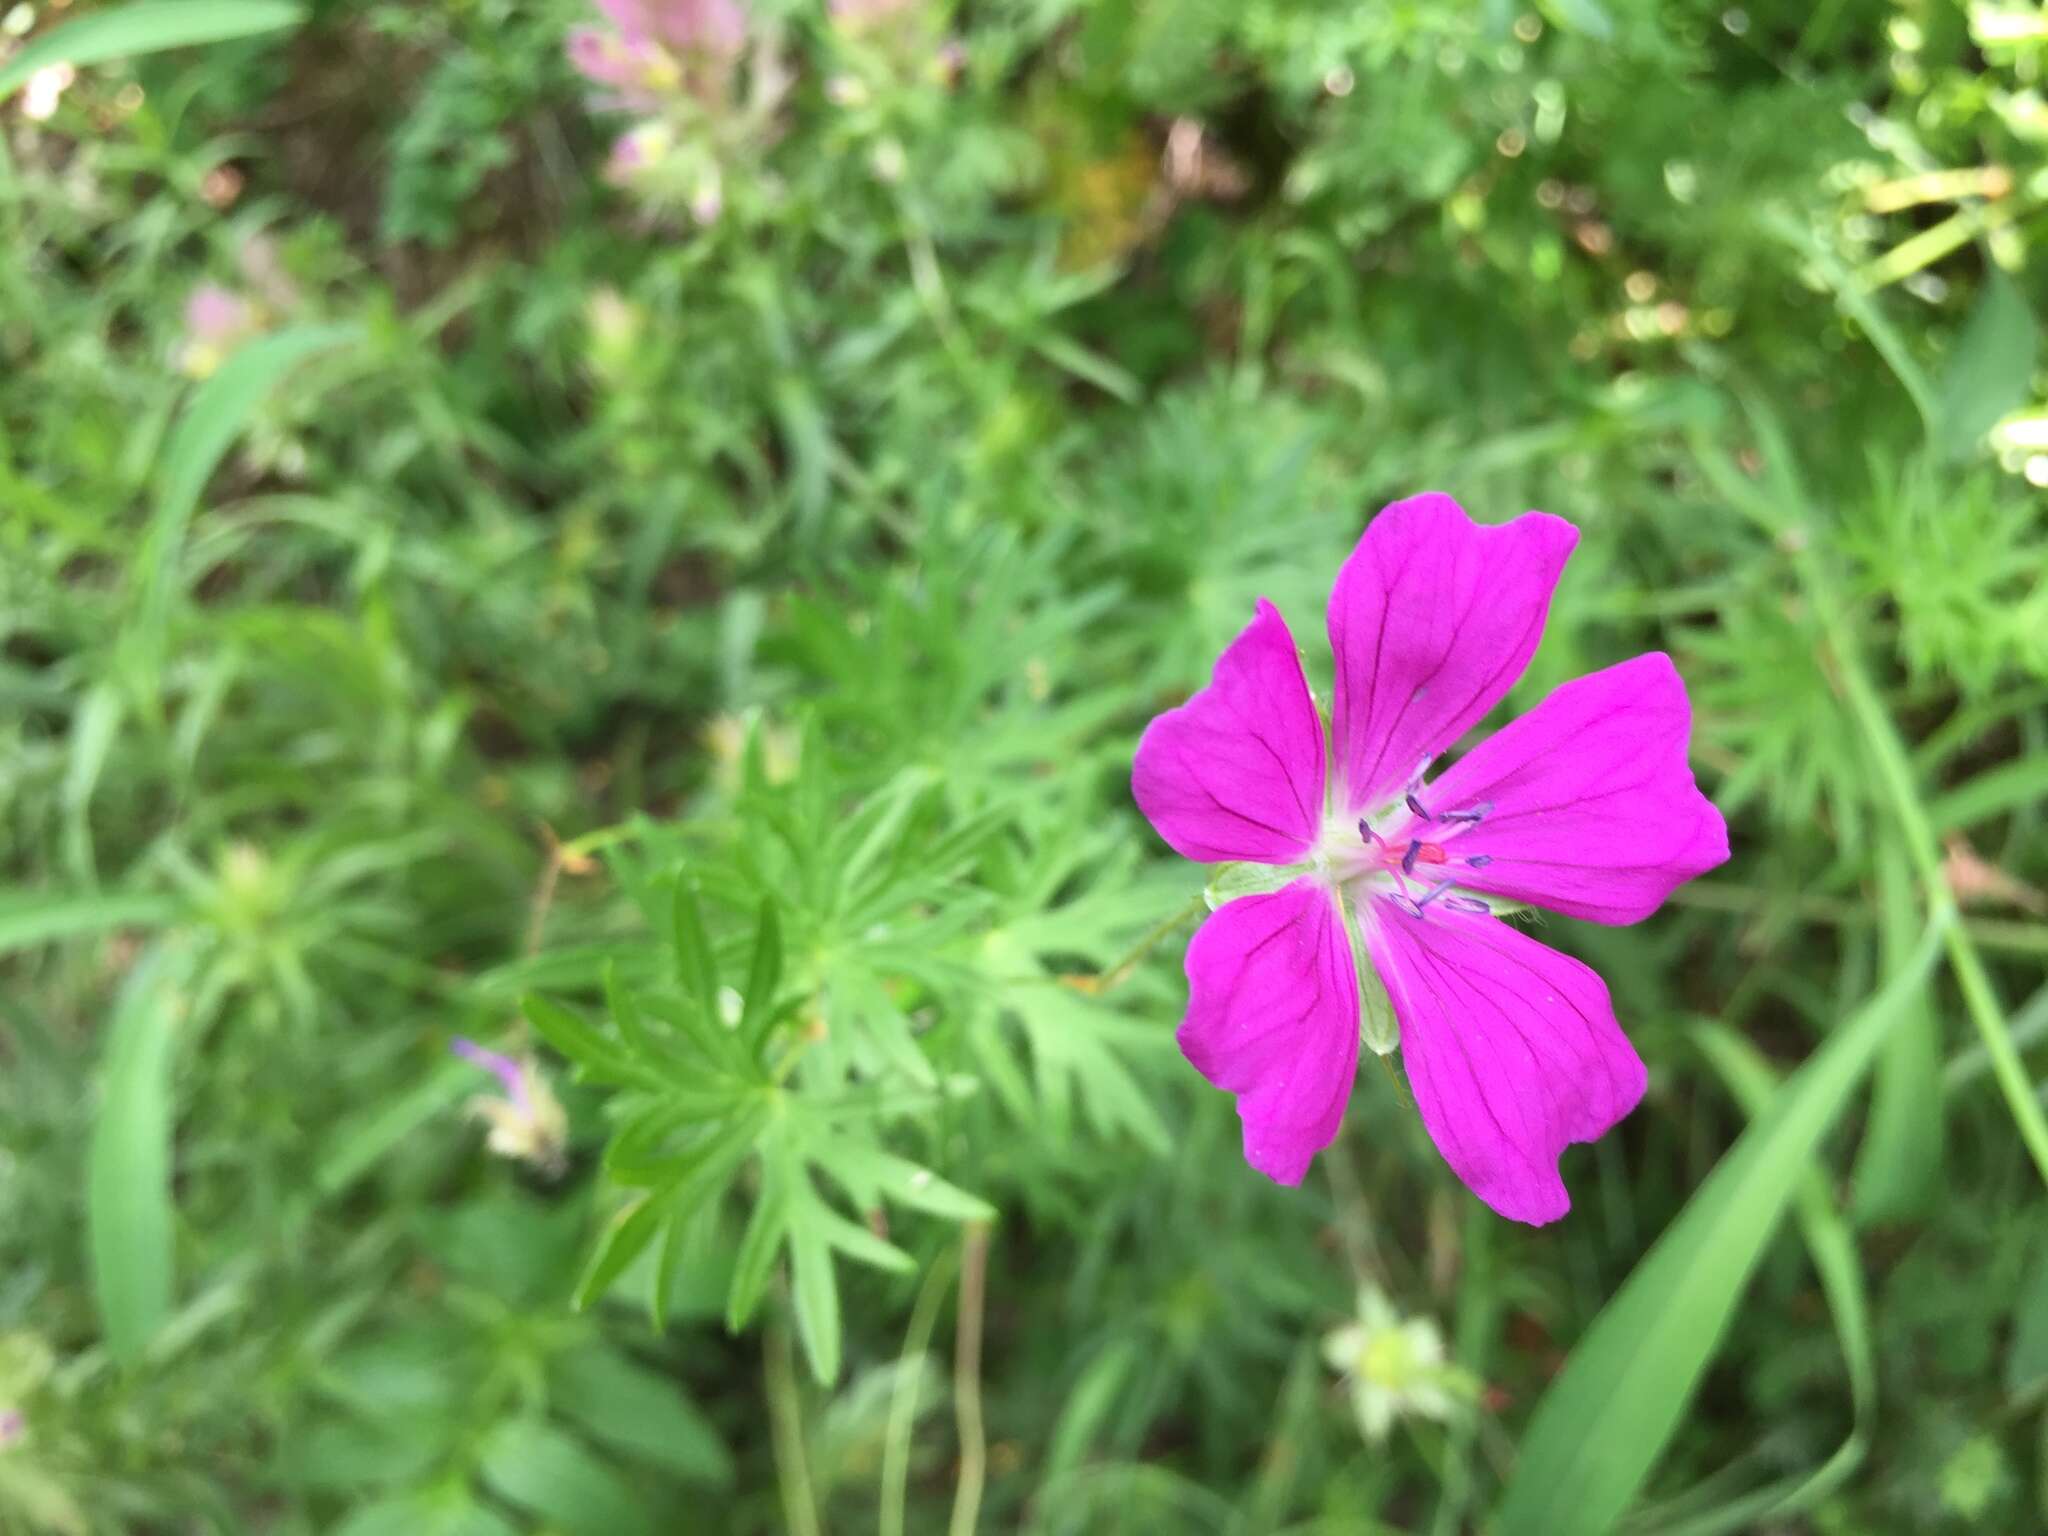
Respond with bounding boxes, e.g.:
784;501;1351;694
1849;839;1943;1221
88;941;197;1364
0;0;302;101
0;889;181;954
1624;1025;1879;1536
134;325;355;655
1491;914;1947;1536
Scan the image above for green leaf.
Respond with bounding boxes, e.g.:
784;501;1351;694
604;960;659;1061
726;1149;793;1333
1851;840;1943;1222
739;898;783;1053
331;1494;518;1536
671;874;718;1013
0;0;302;101
1491;914;1947;1536
2006;1227;2048;1399
88;942;197;1364
817;1137;995;1223
573;1194;671;1313
788;1211;842;1385
134;325;355;651
61;683;124;880
522;992;654;1086
1634;1026;1880;1536
478;1418;655;1536
1540;0;1616;41
1936;271;2038;461
551;1344;734;1486
816;1206;915;1275
315;1057;473;1197
0;889;181;955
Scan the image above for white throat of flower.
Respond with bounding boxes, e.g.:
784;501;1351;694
1202;783;1515;1059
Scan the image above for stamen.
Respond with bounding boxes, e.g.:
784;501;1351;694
1357;817;1383;848
1399;882;1455;918
1439;801;1493;825
1405;793;1429;820
1465;854;1494;868
1441;896;1491;915
1401;840;1422;875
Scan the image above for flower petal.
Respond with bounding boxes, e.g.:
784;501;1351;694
1364;901;1644;1225
1180;879;1360;1185
1412;652;1729;924
1328;495;1577;815
1134;599;1326;865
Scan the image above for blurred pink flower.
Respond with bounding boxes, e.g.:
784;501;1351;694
178;283;260;378
1133;495;1728;1224
567;0;747;109
185;283;253;343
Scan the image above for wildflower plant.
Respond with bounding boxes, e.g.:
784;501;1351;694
567;0;788;224
1135;494;1728;1222
6;1;2048;1534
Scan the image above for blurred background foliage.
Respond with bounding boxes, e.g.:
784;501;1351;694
3;0;2048;1531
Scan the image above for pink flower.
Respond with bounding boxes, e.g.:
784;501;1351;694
1132;494;1728;1224
177;283;261;378
567;0;746;109
184;283;254;344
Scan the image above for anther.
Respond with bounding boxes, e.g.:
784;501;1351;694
1439;801;1493;825
1405;793;1429;820
1465;854;1493;868
1401;840;1422;875
1441;895;1491;915
1357;817;1383;847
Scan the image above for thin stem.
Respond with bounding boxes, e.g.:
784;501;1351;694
522;833;564;958
1668;880;2048;957
948;1224;991;1536
1321;1134;1379;1288
1077;892;1209;997
766;1310;823;1536
880;1249;962;1536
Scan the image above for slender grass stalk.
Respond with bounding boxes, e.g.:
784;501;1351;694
881;1248;962;1536
766;1309;823;1536
948;1225;991;1536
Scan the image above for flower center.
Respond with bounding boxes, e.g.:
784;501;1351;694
1339;788;1496;919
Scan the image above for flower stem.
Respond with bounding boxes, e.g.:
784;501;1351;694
948;1224;991;1536
879;1248;962;1536
766;1308;822;1536
1073;891;1209;997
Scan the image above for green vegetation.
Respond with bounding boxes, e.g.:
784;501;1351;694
4;1;2047;1531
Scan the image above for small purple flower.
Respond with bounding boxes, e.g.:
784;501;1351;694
451;1036;567;1171
452;1036;529;1108
1132;494;1729;1224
